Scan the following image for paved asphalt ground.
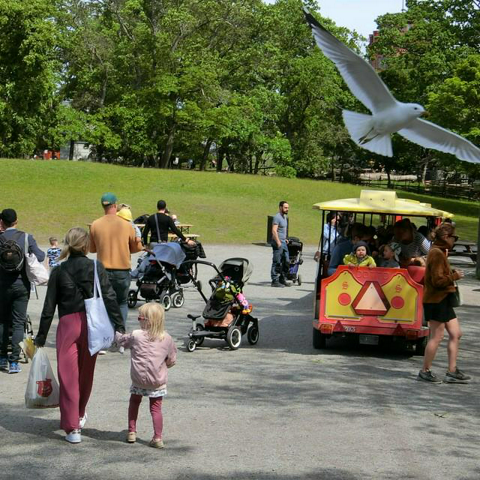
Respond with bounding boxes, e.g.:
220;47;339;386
1;244;479;480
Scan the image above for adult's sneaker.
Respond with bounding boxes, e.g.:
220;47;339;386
0;357;8;371
271;281;285;288
444;368;471;384
79;412;88;429
417;369;441;383
8;362;21;374
98;350;107;355
280;279;292;287
65;429;81;444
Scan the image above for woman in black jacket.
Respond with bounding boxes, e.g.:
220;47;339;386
35;227;125;444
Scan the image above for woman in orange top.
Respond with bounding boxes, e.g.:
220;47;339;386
417;223;470;384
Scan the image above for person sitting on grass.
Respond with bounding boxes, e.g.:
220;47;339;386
343;241;376;268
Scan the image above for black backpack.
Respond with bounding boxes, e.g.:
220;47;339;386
0;233;25;272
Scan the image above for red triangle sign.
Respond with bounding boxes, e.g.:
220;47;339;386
352;281;390;316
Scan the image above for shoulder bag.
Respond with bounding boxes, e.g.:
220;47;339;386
63;260;115;355
24;234;49;285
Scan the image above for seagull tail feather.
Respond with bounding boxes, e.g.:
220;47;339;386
342;110;393;157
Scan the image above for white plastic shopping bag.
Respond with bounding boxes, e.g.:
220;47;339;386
25;349;59;409
85;260;115;355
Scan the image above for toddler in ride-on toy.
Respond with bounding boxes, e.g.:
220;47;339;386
343;241;376;268
115;303;177;449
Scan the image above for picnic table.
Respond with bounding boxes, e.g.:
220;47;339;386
449;240;477;263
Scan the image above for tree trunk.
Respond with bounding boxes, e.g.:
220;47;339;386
216;147;225;172
159;122;176;168
199;138;213;171
421;156;430;184
386;169;392;189
226;152;234;172
69;140;75;161
253;152;262;175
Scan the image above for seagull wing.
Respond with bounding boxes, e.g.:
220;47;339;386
398;118;480;164
304;9;397;114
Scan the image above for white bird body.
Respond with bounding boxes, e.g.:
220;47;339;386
304;9;480;163
372;103;424;135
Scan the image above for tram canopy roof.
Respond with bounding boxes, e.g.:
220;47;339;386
313;190;453;218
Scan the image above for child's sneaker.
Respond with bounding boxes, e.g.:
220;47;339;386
149;438;164;449
65;429;82;444
417;369;441;383
126;432;136;443
8;362;21;374
444;368;471;384
0;357;8;370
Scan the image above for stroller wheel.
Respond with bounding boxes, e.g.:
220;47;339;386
172;292;185;308
247;324;259;345
160;294;172;311
297;275;302;286
193;324;205;346
127;290;138;309
226;326;242;350
186;339;196;352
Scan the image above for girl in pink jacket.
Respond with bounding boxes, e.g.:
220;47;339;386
115;303;177;448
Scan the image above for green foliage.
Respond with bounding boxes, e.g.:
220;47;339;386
1;0;479;181
0;0;59;157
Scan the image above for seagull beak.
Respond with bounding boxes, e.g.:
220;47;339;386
421;111;429;117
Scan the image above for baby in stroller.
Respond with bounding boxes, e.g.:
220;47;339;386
185;258;259;351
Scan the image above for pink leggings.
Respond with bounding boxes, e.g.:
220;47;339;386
128;394;163;440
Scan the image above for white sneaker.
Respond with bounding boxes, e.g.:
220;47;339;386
98;350;107;355
119;346;125;354
79;412;87;429
65;429;81;444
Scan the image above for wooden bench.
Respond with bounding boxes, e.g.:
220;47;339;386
449;240;477;263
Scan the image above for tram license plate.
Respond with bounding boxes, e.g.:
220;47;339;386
359;335;379;345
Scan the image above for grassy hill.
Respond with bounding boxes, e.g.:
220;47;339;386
1;159;478;245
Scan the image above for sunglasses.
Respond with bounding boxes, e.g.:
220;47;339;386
445;234;459;241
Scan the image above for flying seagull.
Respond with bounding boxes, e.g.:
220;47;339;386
303;9;480;163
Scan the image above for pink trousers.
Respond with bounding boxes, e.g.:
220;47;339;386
56;312;97;433
128;394;164;440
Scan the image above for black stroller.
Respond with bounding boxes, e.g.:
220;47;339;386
128;242;186;311
176;242;207;290
285;236;304;285
184;258;259;351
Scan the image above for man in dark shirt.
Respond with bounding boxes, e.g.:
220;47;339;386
0;209;45;373
142;200;195;246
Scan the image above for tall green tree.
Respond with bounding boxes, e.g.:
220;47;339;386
0;0;59;157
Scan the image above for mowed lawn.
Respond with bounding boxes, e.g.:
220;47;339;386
2;158;478;245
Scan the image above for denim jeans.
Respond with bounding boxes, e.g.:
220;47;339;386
0;281;29;362
106;269;131;327
270;241;290;283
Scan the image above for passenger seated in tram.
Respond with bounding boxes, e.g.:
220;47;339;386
377;242;401;268
327;223;369;276
393;218;430;267
343;241;376;268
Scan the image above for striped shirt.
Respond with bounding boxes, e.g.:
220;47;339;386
400;231;431;259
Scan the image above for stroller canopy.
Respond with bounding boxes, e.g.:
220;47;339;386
151;242;186;268
219;258;253;284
